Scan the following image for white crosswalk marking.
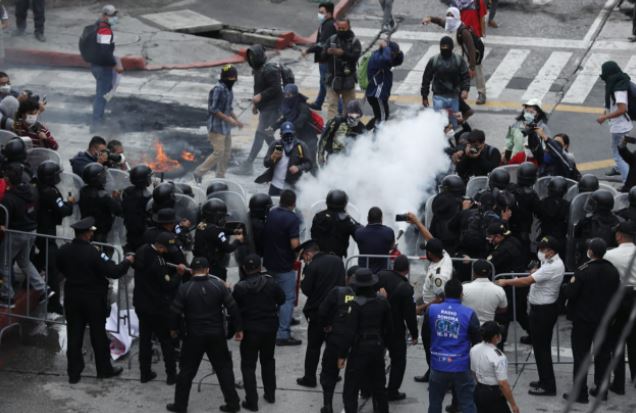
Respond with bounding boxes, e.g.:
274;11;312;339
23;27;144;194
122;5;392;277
562;53;609;104
486;49;530;99
522;51;572;102
394;45;438;95
622;55;636;80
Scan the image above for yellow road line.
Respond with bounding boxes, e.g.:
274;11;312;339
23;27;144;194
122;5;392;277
577;159;614;172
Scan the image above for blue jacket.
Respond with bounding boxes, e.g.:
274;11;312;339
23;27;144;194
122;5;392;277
366;47;396;100
424;298;480;372
70;151;98;177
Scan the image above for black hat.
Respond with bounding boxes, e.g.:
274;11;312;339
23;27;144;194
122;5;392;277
243;254;261;273
538;235;560;252
191;256;209;271
154;208;177;224
220;64;238;80
295;239;319;254
615;221;636;236
351;268;378;287
393;255;410;273
156;232;178;252
346;265;360;279
472;259;492;278
71;217;97;231
466;129;486;143
425;238;444;256
486;222;508;236
586;238;607;258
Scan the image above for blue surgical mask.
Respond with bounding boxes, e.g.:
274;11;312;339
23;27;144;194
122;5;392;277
108;16;119;26
523;111;535;124
317;13;325;22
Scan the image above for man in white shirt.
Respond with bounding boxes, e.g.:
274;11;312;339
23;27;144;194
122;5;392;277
597;61;633;180
496;236;564;396
463;259;507;325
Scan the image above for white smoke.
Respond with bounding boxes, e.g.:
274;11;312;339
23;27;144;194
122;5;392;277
297;108;451;224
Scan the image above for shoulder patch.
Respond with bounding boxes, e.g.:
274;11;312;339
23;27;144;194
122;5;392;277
56;197;64;208
100;252;109;262
218;232;227;243
494;348;503;357
570;276;576;284
434;278;442;287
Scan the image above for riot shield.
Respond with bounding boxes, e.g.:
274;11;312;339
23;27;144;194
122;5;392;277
191;186;206;205
26;148;61;173
424;194;436;229
174;193;199;224
566;192;591;271
599;183;618;196
534;176;552;200
614;193;629;212
466;176;488;198
105;169;130;193
489;165;519;185
0;130;17;146
209;190;253;248
56;172;84;239
565;185;579;202
201;177;247;203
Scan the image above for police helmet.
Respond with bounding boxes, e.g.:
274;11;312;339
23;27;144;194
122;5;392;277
249;193;273;215
82;162;107;187
206;182;229;196
175;183;194;198
37;160;62;186
629;186;636;208
578;174;599;193
326;189;348;211
2;138;27;163
153;182;176;206
488;169;510;190
129;164;152;187
440;175;465;197
201;198;228;224
584;189;614;214
517;162;538;186
547;176;568;198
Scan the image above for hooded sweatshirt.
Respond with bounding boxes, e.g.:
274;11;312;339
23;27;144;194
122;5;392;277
1;182;38;231
232;273;286;333
247;44;283;110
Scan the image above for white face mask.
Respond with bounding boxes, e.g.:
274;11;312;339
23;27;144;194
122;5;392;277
108;16;119;26
317;13;325;22
25;114;37;125
523;111;535;124
445;16;461;33
0;85;11;94
586;250;593;260
537;250;546;262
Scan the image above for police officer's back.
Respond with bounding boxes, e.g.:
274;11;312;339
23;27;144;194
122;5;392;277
79;162;122;242
311;190;360;257
248;193;273;256
616;187;636;222
509;163;540;245
122;164;152;252
537;177;570;250
574;190;620;266
430;175;465;255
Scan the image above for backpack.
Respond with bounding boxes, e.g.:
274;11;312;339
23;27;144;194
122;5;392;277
79;23;99;64
626;81;636;120
278;63;295;86
309;110;325;133
357;52;372;90
459;25;485;65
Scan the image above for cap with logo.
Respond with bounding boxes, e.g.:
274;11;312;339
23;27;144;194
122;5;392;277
71;216;97;231
190;256;209;271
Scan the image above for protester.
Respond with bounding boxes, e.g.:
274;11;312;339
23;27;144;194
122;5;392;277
618;136;636;192
378;0;395;32
455;129;501;181
303;2;337;111
13;98;58;149
15;0;45;41
317;100;368;166
270;83;319;159
365;39;403;128
503;98;551;163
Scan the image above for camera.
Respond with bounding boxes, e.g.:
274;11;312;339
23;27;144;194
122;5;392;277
274;144;283;152
469;146;480;155
103;150;123;164
624;136;636;144
521;122;538;137
395;213;409;222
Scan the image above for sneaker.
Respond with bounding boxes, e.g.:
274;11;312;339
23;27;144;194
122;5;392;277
0;297;16;309
141;371;157;383
563;392;589;404
291;317;301;326
241;401;258;412
219;404;240;413
38;287;55;304
528;386;556;396
488;20;498;28
97;366;123;379
35;32;46;42
529;380;542;388
386;391;406;401
276;337;302;346
232;163;253;176
414;370;430;383
296;377;317;388
263;393;275;404
166;403;187;413
606;167;621;177
476;93;487;105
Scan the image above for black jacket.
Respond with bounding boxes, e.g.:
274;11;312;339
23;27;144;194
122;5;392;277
537;196;570;244
70;151;97;177
233;273;285;333
1;183;38;231
421;53;470;98
121;186;151;245
619;143;636;192
255;139;313;187
488;235;527;274
456;144;501;181
56;238;131;296
133;244;179;316
342;292;393;358
171;275;242;337
193;222;241;269
563;259;620;324
301;252;346;319
248;45;283;110
320;31;361;86
307;17;338;63
617;206;636;222
377;270;418;339
311;209;361;258
430;192;462;255
37;184;74;235
319;285;356;355
574;212;620;267
79;185;122;236
509;185;540;238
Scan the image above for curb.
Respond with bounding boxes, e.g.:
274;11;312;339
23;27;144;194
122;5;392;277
5;0;357;71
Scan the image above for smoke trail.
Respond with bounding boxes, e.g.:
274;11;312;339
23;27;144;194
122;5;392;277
297;108;451;223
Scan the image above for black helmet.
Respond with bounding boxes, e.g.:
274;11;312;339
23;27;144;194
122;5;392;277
129;165;152;187
249;193;273;216
175;183;193;198
517;162;538;186
440;175;465;197
37;160;62;186
2;138;27;163
547;176;568;198
82;162;107;187
585;189;614;214
629;186;636;208
326;189;348;211
153;182;176;206
488;169;510;190
578;174;599;193
201;198;227;224
207;182;229;196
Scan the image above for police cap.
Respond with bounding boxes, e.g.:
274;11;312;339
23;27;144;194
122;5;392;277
156;232;178;252
190;256;209;271
486;223;509;236
472;259;492;278
242;254;262;274
615;221;636;236
71;217;97;231
154;208;177;224
350;268;378;287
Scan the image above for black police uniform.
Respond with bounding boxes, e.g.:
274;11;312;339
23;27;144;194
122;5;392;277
143;226;188;270
342;290;393;413
509;185;540;251
616;206;636;222
574;213;619;267
79;185;122;242
232;272;286;408
377;269;418;397
318;285;356;412
536;195;570;255
563;258;620;400
193;222;241;281
170;275;242;412
299;252;346;385
133;243;178;381
311;209;360;258
56;227;131;381
430;192;462;255
122;185;151;253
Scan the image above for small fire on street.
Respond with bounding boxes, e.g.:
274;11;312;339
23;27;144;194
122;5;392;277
141;140;201;177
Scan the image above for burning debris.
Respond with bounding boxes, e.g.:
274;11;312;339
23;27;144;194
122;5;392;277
138;137;206;178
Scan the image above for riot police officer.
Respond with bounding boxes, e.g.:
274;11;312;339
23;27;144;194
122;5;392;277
536;176;570;255
207;182;229;198
616;186;636;222
430;175;464;255
488;169;511;192
151;182;177;215
311;190;360;258
56;217;134;384
143;208;189;283
79;162;122;243
249;193;273;256
574;189;619;267
577;174;599;193
509;162;540;254
194;199;244;281
122;164;153;253
341;269;393;413
2;137;31;176
35;160;75;314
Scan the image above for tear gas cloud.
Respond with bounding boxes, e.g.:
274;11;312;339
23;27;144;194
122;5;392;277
297;108;451;224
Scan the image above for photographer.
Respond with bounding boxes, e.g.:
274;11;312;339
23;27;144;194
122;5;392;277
70;136;108;176
503;98;550;163
455;129;501;182
531;127;580;180
618;136;636;191
105;139;129;170
13;98;57;150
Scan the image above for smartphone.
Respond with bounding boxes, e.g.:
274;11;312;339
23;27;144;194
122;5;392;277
395;214;408;222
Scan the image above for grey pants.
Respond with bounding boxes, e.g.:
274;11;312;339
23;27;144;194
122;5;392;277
0;231;46;299
378;0;393;27
246;107;279;164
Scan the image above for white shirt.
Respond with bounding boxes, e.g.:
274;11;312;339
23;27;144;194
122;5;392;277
608;91;633;134
272;150;290;190
605;242;636;287
470;342;508;386
528;254;565;305
422;250;453;304
462;278;508;324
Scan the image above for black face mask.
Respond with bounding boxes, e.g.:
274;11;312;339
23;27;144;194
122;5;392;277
222;79;236;90
337;30;350;39
440;48;452;58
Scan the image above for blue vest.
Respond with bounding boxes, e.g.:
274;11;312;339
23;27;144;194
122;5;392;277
428;298;474;372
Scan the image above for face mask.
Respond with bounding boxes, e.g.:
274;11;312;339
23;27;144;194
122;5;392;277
317;13;325;22
440;48;453;58
346;115;360;127
25;114;37;125
222;79;236;90
337;30;349;39
108;16;119;26
587;250;593;260
444;16;460;33
0;85;11;94
523;111;535;124
537;250;546;262
282;135;294;152
446;129;455;139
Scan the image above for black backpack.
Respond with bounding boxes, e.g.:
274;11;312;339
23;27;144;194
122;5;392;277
459;25;485;65
626;82;636;120
79;23;99;64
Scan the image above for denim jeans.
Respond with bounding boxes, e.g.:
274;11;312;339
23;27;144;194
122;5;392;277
428;369;476;413
90;64;114;127
612;132;630;181
274;270;297;340
433;95;460;128
0;230;46;299
314;63;329;108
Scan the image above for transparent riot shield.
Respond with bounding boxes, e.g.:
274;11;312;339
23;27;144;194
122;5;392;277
424;194;436;229
489;165;519;185
208;190;253;248
105;169;131;246
190;186;206;205
56;172;84;239
26;148;61;173
599;183;618;196
614;193;629;212
0;130;17;146
201;178;247;203
466;176;488;198
565;185;579;202
566;192;591;271
534;176;577;200
174;193;200;224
